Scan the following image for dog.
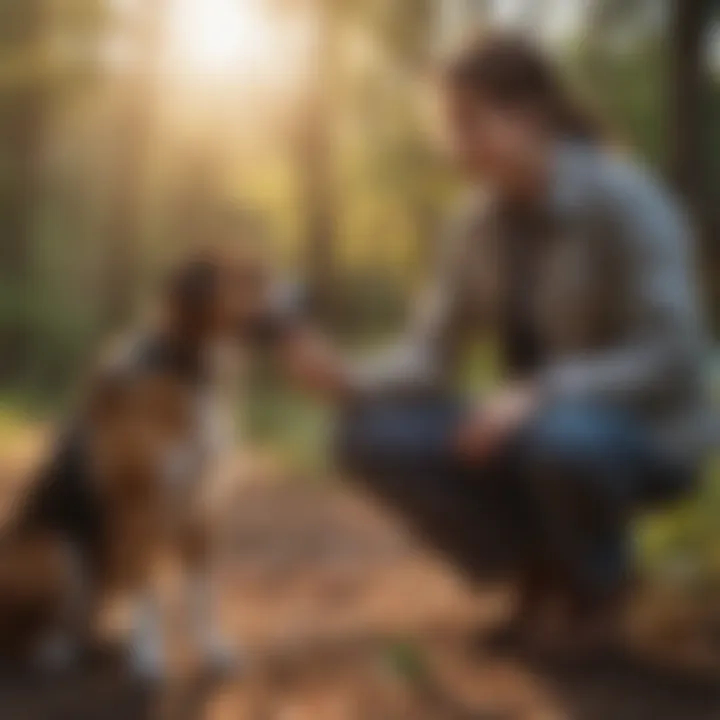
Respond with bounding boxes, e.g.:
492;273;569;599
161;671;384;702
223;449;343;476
0;247;293;678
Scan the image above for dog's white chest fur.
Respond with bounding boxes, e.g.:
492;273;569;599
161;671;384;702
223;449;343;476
160;394;225;496
161;345;246;496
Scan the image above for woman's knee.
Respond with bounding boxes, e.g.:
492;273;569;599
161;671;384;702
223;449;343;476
519;403;636;502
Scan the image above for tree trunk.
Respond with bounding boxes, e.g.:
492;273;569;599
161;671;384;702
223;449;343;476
0;0;46;381
670;1;708;205
669;0;717;331
103;0;165;330
298;0;338;327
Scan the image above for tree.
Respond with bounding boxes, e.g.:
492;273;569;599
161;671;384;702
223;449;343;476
102;0;165;329
0;0;48;380
297;0;339;326
669;0;717;327
670;1;713;213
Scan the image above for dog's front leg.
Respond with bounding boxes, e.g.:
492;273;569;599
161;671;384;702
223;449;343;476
126;547;176;681
180;517;239;675
128;586;167;680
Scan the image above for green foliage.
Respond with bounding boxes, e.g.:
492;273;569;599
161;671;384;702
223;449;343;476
639;458;720;586
567;27;670;169
245;366;334;477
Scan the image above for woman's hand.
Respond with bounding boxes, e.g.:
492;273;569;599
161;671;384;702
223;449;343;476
281;328;355;401
455;383;539;462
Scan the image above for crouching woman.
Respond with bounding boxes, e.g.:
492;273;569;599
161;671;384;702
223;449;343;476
283;33;711;655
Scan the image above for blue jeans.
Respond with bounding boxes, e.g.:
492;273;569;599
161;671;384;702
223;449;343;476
338;396;691;602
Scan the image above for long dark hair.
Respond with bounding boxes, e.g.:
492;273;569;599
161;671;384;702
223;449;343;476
445;33;603;144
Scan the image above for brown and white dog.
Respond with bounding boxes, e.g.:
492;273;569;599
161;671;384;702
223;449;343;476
0;247;292;677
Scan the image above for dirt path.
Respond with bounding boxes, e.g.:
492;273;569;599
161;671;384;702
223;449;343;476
1;481;719;720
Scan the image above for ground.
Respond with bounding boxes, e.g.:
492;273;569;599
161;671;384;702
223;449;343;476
0;449;719;720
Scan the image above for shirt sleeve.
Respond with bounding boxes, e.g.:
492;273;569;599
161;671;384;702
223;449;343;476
541;160;707;410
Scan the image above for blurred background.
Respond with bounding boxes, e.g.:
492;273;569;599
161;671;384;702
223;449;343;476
0;0;717;400
0;1;718;716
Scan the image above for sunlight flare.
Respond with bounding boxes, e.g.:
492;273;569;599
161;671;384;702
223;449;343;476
167;0;279;78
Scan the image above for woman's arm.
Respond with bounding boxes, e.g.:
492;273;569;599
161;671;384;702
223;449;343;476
542;159;707;408
280;325;356;401
282;205;479;400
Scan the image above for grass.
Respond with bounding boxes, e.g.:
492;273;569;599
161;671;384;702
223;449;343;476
639;457;720;587
245;377;335;478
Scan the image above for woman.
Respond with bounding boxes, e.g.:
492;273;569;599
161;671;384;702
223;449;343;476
284;33;709;654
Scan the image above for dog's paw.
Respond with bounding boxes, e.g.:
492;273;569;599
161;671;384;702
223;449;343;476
128;636;166;683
